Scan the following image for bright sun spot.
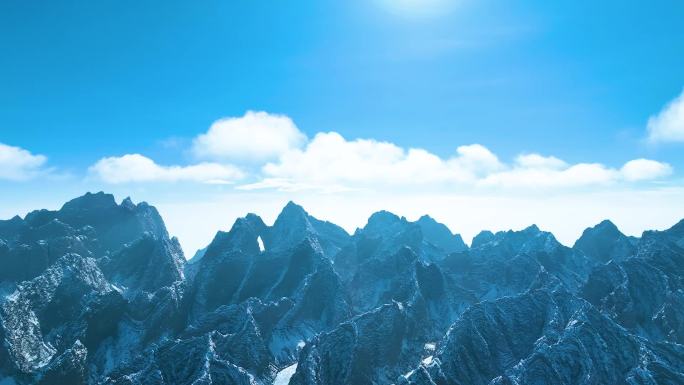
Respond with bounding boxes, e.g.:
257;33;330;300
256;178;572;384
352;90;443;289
377;0;456;17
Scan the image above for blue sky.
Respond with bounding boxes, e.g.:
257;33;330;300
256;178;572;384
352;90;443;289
2;0;684;254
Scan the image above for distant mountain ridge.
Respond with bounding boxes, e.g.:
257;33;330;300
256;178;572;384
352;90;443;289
1;192;683;385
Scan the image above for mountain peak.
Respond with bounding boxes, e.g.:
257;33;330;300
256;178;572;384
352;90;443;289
282;200;306;213
230;214;267;237
273;201;309;224
202;214;268;257
596;219;619;231
60;191;117;212
574;219;633;262
471;230;495;248
361;210;408;240
244;213;267;230
415;214;467;253
265;201;316;253
120;196;136;210
369;210;400;220
273;201;310;228
417;214;436;223
366;210;403;228
578;219;623;240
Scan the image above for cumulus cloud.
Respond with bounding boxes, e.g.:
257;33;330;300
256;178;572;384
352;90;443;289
449;144;504;176
192;111;307;162
481;163;623;188
647;89;684;143
85;112;675;190
236;131;672;192
480;153;670;188
89;154;244;184
262;132;446;185
514;154;567;170
620;159;673;181
0;142;49;181
256;133;504;188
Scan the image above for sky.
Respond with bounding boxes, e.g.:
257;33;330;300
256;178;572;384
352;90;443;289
2;0;684;255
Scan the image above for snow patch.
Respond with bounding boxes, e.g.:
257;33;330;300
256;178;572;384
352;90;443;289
257;236;265;252
274;363;297;385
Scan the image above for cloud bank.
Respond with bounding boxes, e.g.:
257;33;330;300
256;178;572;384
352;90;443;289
89;154;244;184
243;131;671;191
83;111;673;190
0;142;49;181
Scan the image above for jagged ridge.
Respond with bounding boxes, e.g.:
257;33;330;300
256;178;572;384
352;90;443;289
0;192;683;385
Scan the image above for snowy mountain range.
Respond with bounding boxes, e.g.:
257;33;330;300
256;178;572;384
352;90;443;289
1;192;683;384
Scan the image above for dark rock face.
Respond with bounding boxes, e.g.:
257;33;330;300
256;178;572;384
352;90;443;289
38;340;88;385
292;302;412;385
580;226;684;345
263;202;350;258
401;288;684;385
0;193;186;384
0;192;173;284
1;194;683;385
103;235;185;293
574;220;636;263
415;215;467;254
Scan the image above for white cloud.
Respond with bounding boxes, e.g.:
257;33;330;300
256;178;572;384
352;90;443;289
481;155;671;188
620;158;673;181
514;153;567;170
449;144;504;176
0;142;49;181
481;163;618;188
262;132;447;185
83;112;675;191
239;131;671;191
89;154;244;184
192;111;307;162
256;133;506;189
237;178;356;194
647;89;684;143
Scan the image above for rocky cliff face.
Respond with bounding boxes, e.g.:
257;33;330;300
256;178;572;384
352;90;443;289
0;192;682;385
574;220;637;263
400;288;684;385
581;224;684;345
